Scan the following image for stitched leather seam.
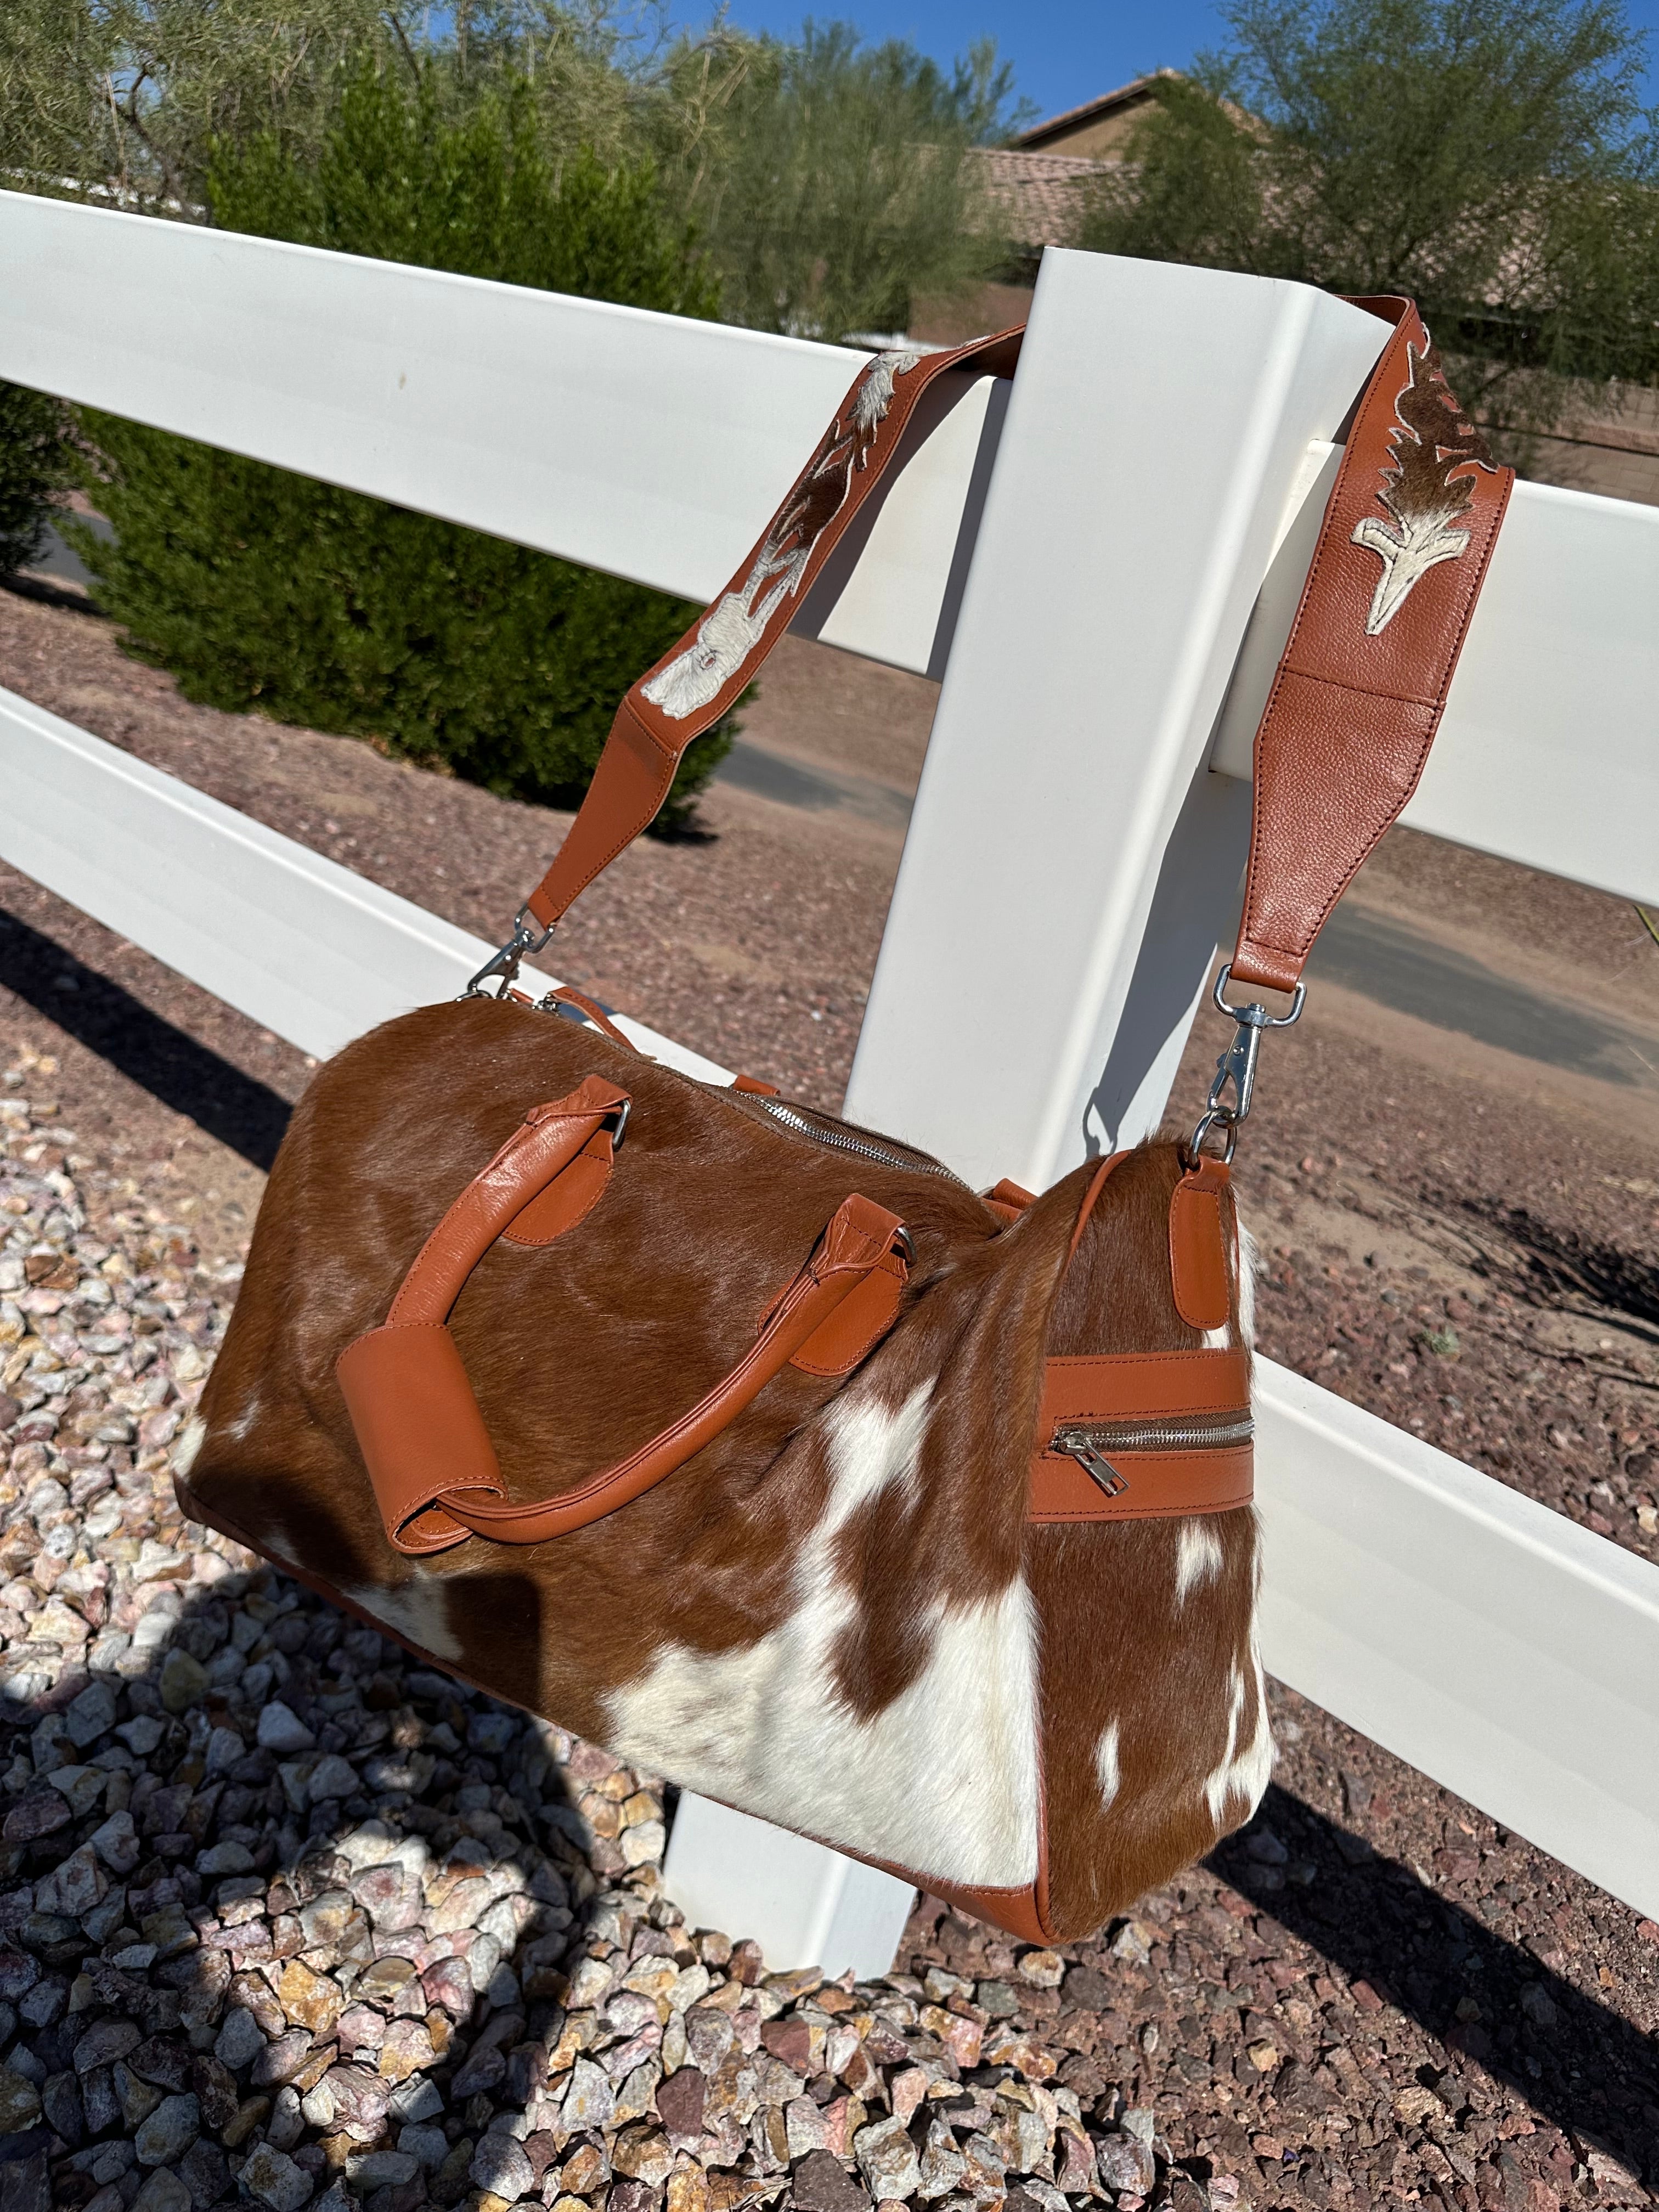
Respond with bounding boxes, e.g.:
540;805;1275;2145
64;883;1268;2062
1045;1350;1246;1372
1029;1500;1252;1522
1275;663;1444;711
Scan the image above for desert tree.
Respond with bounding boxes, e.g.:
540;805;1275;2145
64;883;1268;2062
1080;0;1659;450
647;20;1023;342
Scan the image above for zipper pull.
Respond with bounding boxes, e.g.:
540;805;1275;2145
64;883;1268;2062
1053;1430;1130;1497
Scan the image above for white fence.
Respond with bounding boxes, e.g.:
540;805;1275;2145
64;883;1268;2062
3;191;1657;1965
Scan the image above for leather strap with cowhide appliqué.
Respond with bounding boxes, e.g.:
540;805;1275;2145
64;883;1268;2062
519;325;1023;937
1231;296;1514;994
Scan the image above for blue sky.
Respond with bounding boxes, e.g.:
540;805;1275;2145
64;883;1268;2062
687;1;1659;130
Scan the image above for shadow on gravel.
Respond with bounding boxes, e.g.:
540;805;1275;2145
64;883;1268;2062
1457;1197;1659;1339
0;910;293;1172
1210;1782;1659;2185
0;1547;654;2212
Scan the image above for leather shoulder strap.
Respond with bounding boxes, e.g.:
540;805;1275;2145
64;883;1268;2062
510;295;1507;983
1229;297;1513;993
521;325;1024;933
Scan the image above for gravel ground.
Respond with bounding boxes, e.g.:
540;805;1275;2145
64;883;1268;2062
1;582;1656;2212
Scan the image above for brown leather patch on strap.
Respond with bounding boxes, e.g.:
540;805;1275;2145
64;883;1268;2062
1231;297;1513;994
1169;1158;1231;1331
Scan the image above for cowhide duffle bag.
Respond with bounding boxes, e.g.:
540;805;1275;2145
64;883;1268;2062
176;301;1509;1944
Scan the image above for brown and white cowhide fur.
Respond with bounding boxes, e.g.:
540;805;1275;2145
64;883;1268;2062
179;998;1267;1941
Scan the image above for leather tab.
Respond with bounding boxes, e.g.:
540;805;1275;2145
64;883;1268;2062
1169;1159;1231;1331
815;1193;906;1276
984;1177;1035;1228
791;1258;905;1377
336;1323;505;1555
1030;1347;1254;1524
502;1126;615;1248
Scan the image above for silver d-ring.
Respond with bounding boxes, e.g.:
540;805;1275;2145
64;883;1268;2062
1213;962;1306;1028
1189;1108;1238;1165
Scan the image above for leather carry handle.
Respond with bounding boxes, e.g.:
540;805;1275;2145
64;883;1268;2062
1229;296;1513;992
518;324;1024;937
337;1087;911;1554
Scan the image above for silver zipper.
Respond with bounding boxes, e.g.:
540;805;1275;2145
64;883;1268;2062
755;1098;968;1184
1052;1413;1254;1498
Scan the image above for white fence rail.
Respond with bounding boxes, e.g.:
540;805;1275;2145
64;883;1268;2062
3;191;1657;1962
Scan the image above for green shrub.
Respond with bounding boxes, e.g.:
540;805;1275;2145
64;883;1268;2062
0;382;74;577
68;64;730;821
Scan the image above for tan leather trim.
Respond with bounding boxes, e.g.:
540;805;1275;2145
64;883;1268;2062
1231;296;1513;992
335;1323;506;1556
1030;1346;1254;1524
1029;1444;1253;1523
732;1074;780;1097
1038;1346;1252;1425
899;1872;1051;1946
1168;1158;1232;1331
788;1254;906;1377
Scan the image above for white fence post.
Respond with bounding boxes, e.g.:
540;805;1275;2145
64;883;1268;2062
844;249;1390;1184
664;1799;919;1980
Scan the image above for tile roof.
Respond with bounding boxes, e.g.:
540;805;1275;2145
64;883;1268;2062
967;146;1106;248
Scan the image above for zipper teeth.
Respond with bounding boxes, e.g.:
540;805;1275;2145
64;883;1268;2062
757;1098;968;1184
1055;1415;1255;1454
